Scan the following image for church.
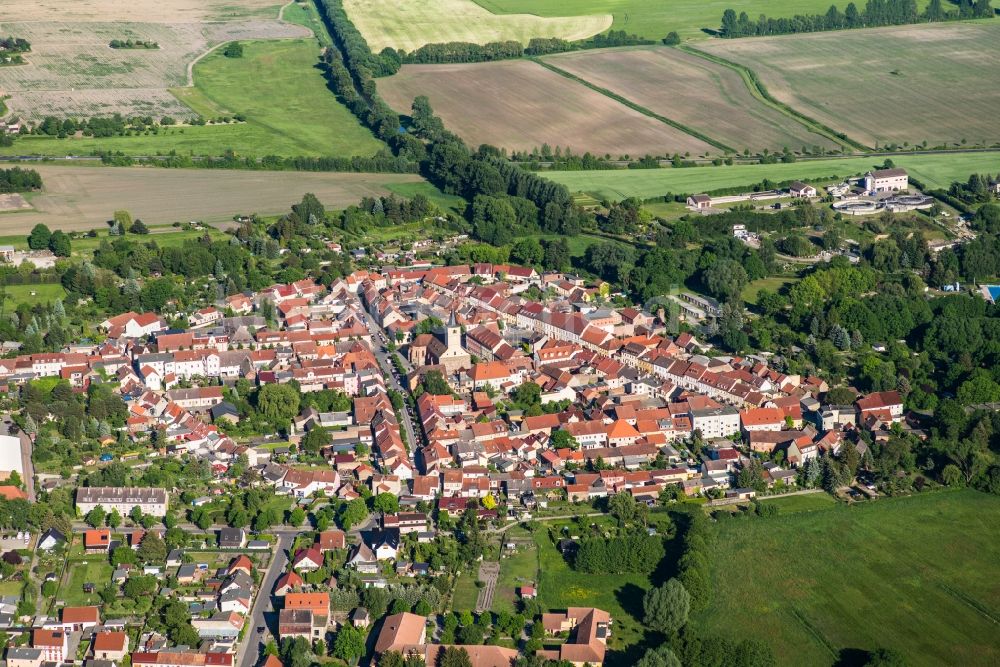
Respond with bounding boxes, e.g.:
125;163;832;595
407;312;472;373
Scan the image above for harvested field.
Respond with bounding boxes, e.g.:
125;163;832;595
378;61;715;158
343;0;611;52
1;0;282;23
0;19;310;121
0;166;425;233
700;22;1000;148
543;46;839;154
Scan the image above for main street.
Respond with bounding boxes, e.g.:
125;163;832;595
236;532;294;667
357;304;421;461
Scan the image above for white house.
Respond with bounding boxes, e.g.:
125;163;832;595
864;168;908;194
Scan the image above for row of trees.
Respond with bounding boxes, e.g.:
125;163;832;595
34;114;164;138
395;30;652;64
721;0;993;38
109;39;159;49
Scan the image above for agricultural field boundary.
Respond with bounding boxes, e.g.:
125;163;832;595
530;57;735;154
678;44;869;153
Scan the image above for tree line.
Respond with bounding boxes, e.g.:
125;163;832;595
0;167;42;193
109;39;159;49
721;0;994;38
313;0;585;249
394;30;652;65
100;151;419;174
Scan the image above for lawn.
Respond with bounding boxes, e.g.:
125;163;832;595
471;0;923;40
451;571;481;612
543;151;1000;201
493;539;539;614
62;560;114;607
2;39;384;159
0;283;67;306
698;490;1000;666
756;491;839;515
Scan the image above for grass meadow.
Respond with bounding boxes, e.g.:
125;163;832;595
698;490;1000;666
0;283;68;306
544;151;1000;200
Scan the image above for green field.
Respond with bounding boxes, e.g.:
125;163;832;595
451;571;481;611
699;490;1000;666
0;283;67;306
544;152;1000;200
756;491;838;515
2;39;384;159
471;0;924;40
494;538;539;614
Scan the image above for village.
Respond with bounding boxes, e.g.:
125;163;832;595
0;259;915;667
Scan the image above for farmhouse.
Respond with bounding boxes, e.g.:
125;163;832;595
686;194;712;210
76;487;168;517
864;168;908;194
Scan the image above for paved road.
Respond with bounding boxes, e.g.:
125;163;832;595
357;303;421;458
237;533;294;667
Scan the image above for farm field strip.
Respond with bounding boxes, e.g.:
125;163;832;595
699;491;1000;666
700;22;1000;149
531;57;733;153
342;0;612;52
0;0;284;23
542;46;840;154
543;151;1000;201
377;61;716;158
470;0;931;40
0;165;426;233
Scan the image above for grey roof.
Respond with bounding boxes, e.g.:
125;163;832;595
8;648;43;659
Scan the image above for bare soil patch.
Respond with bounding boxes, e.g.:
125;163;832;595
0;165;425;233
0;194;32;213
378;61;715;158
544;46;840;154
